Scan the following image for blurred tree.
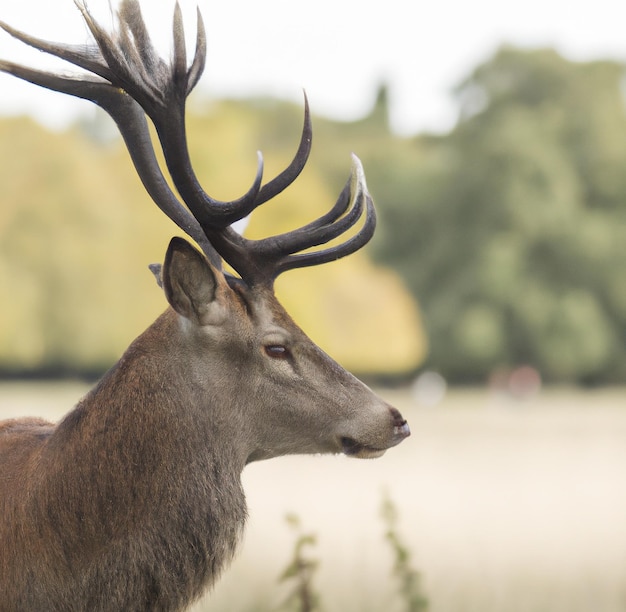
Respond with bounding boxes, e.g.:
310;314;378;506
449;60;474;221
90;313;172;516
373;47;626;383
9;46;626;385
0;116;174;374
0;101;425;377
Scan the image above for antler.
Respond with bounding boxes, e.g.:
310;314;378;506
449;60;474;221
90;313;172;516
0;0;376;288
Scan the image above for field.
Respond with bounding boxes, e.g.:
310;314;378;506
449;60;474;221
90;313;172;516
1;383;625;611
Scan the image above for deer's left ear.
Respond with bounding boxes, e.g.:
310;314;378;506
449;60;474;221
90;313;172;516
162;237;226;326
148;263;164;288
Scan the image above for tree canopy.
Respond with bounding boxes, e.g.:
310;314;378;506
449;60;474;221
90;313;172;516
373;47;626;383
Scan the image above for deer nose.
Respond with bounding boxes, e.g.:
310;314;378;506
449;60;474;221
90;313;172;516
394;421;411;440
389;406;411;445
389;406;410;442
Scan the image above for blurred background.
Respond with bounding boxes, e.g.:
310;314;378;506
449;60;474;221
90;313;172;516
1;1;626;610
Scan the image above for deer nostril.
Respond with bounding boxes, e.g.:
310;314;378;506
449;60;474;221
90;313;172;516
387;406;410;440
389;406;407;426
394;421;411;439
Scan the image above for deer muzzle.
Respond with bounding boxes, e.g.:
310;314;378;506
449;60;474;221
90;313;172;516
340;406;410;459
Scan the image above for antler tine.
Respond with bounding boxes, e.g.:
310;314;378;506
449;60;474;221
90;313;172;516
204;155;377;287
253;94;312;206
186;7;207;96
172;3;189;88
261;163;367;257
117;0;161;77
274;195;376;277
0;18;112;81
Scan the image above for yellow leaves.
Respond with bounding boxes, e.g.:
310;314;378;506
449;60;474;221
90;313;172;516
275;258;426;375
0;102;426;375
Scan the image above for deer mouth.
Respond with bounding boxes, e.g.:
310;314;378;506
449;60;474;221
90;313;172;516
340;420;410;459
340;437;388;459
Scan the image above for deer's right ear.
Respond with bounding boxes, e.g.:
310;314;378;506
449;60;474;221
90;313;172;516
162;237;225;326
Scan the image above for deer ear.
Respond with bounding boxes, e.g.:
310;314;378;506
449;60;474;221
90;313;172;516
148;263;163;288
162;237;224;325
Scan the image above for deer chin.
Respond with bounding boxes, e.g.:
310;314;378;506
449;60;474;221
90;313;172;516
340;437;388;459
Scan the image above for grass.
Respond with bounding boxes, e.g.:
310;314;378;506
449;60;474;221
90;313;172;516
1;383;626;611
380;492;429;612
274;495;429;612
276;514;323;612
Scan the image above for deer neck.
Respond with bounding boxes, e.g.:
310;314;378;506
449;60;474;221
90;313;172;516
38;309;249;593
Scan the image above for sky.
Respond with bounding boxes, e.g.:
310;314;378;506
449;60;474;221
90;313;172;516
0;0;625;136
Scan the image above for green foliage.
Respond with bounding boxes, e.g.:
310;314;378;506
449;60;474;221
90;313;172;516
276;514;322;612
373;48;626;383
380;493;429;612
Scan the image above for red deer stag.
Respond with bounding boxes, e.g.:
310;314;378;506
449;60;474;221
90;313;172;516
0;1;410;610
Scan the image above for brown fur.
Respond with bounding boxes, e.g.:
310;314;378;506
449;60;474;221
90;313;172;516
0;311;245;611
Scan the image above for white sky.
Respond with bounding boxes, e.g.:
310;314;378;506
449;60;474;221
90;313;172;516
0;0;625;135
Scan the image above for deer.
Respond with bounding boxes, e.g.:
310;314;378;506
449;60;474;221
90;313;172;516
0;1;410;610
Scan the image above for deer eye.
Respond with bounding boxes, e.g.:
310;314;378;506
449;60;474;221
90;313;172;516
264;345;290;359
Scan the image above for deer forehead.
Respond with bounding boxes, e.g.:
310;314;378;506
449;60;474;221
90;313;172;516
246;293;295;339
